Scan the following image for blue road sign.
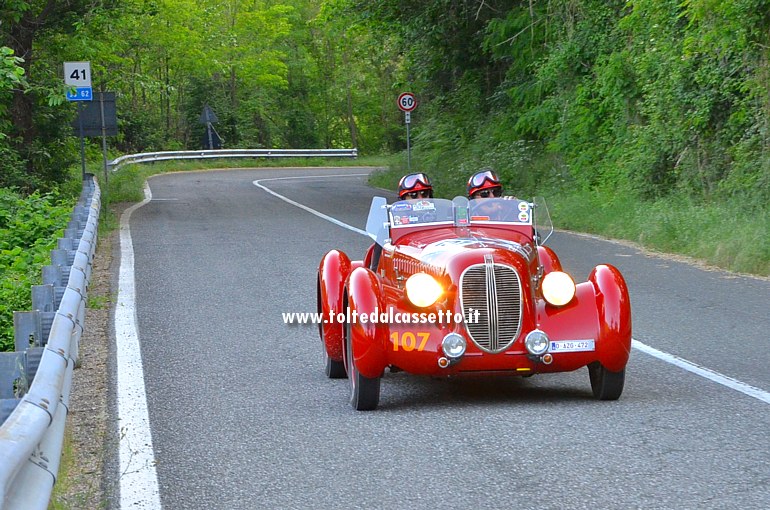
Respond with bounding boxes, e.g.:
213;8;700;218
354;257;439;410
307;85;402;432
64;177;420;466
67;87;93;101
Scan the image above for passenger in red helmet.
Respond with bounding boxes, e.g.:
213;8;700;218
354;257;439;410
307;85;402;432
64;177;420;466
398;173;434;200
467;168;503;199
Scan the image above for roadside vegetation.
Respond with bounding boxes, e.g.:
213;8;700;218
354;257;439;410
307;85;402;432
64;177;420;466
0;187;76;350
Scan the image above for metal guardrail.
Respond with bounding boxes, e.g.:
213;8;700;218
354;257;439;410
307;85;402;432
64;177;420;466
0;176;100;510
109;147;358;171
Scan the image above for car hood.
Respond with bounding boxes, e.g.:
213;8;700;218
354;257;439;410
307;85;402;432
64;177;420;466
402;235;536;272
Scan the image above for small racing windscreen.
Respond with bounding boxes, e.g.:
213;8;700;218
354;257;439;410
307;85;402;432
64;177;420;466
532;196;553;245
389;199;454;228
365;196;389;244
468;198;533;225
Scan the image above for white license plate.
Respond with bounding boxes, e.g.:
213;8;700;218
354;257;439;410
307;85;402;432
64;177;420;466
550;340;595;353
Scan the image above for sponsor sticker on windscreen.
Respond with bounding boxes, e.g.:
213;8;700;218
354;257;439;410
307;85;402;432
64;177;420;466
550;340;595;353
413;200;435;211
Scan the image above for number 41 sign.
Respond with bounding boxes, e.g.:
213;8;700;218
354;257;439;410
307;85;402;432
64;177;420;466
64;61;93;101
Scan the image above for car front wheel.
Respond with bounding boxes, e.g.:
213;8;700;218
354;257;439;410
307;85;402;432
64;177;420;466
588;362;625;400
346;319;380;410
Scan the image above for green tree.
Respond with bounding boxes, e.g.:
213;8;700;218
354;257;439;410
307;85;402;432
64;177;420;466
1;1;119;189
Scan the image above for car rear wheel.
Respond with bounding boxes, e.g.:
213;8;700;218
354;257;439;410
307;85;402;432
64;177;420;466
588;362;625;400
324;348;347;379
346;319;380;410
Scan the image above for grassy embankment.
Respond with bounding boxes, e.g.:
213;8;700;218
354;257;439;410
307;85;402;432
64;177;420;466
371;152;769;278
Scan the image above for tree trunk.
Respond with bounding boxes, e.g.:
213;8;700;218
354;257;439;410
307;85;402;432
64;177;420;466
342;50;358;149
6;1;58;177
8;20;37;167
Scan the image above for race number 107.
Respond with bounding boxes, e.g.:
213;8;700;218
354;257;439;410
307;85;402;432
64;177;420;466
391;331;429;351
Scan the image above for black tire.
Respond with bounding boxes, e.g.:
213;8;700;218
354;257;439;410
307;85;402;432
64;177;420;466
316;275;324;340
324;348;347;379
319;275;346;378
588;362;625;400
369;244;382;271
346;319;380;410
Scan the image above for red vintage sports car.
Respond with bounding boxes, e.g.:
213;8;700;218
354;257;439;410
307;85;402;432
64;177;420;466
317;196;631;410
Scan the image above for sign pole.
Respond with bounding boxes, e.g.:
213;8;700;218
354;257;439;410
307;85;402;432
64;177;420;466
98;91;109;185
405;112;411;172
397;92;417;172
78;102;86;181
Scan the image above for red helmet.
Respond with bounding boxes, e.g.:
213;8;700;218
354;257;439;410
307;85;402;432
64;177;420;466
467;169;502;198
398;173;433;199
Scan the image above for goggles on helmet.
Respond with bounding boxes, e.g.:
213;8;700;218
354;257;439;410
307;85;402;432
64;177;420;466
398;173;433;198
469;169;501;188
467;169;502;197
399;173;432;190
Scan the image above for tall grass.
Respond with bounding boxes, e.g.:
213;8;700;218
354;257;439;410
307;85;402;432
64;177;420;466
548;190;769;276
370;153;770;277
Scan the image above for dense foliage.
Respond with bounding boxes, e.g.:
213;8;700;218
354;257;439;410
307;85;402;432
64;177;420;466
4;0;768;204
346;0;770;206
0;189;74;351
1;0;406;191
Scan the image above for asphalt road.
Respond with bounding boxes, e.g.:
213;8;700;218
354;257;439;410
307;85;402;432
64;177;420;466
122;167;770;510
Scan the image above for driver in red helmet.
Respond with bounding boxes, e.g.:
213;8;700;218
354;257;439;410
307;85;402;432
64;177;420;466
369;173;435;270
467;168;517;221
398;172;434;200
467;168;504;199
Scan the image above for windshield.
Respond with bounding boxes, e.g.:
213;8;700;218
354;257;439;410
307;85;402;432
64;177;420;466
388;199;455;227
468;198;533;225
366;196;553;246
532;196;553;245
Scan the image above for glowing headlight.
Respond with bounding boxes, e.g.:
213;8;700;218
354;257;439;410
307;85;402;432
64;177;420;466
405;273;443;307
541;271;576;306
525;330;550;356
442;333;467;359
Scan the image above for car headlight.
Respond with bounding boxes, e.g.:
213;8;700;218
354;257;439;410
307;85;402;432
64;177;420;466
541;271;576;306
405;272;443;307
442;333;467;359
525;330;550;356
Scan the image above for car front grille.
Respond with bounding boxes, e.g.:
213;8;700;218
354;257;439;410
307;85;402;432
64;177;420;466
460;256;522;353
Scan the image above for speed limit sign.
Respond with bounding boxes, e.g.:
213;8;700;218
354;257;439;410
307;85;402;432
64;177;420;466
397;92;417;112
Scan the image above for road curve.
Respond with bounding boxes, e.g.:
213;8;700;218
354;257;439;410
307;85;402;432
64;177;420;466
114;167;770;510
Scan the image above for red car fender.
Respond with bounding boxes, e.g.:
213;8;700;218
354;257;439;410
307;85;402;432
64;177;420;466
318;250;352;361
590;264;632;372
346;267;388;379
538;245;563;273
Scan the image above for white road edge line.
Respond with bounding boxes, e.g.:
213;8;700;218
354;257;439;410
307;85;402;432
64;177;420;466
116;181;162;510
632;339;770;404
253;174;369;236
256;176;770;406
